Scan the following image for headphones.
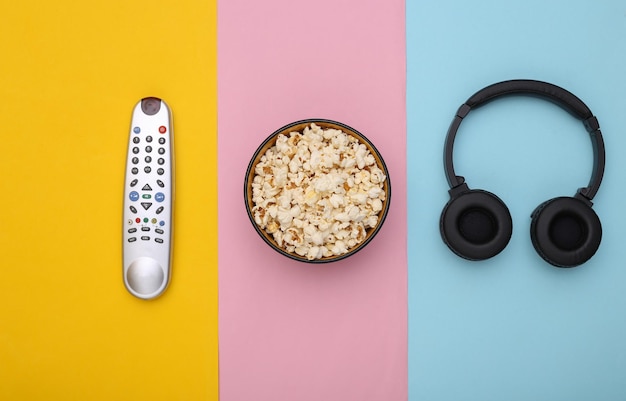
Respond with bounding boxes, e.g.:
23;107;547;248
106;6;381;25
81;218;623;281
440;79;605;267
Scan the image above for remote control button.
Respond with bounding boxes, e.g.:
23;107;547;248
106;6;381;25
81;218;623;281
133;137;140;144
156;206;164;214
157;168;164;175
155;238;164;244
146;135;153;143
128;228;137;233
130;205;137;213
158;158;165;165
130;179;138;187
126;256;165;296
141;202;152;210
155;228;164;234
144;166;151;173
145;146;152;153
129;191;139;201
141;236;150;241
142;194;151;199
159;126;167;134
155;192;165;202
158;148;165;155
128;237;137;243
158;138;166;145
142;184;152;191
132;147;140;154
151;218;157;224
132;157;139;164
131;167;139;174
157;180;164;188
159;221;165;226
145;156;152;163
127;219;133;225
143;218;149;223
133;127;141;134
141;227;150;232
135;218;141;223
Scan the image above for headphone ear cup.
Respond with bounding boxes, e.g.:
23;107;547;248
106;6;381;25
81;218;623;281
530;197;602;267
440;189;513;261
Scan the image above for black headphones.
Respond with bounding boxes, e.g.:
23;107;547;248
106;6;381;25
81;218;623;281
440;79;605;267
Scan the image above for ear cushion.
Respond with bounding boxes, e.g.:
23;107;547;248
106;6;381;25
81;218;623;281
440;190;513;261
530;197;602;267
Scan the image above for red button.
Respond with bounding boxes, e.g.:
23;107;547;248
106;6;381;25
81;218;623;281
159;126;167;134
135;218;141;223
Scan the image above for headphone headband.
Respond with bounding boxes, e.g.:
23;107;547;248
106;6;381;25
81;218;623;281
444;79;605;201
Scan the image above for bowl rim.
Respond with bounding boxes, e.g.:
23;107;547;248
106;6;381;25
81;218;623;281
244;118;391;263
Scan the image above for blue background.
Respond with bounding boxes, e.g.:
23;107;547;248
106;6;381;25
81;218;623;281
407;1;626;399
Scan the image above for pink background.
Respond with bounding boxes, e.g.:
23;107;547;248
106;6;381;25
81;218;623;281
218;0;407;399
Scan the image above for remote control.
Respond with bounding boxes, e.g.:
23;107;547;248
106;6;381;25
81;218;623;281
122;97;174;299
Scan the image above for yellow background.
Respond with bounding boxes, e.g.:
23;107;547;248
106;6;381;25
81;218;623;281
0;1;218;400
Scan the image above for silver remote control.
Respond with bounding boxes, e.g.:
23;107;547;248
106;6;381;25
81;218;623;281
122;97;174;299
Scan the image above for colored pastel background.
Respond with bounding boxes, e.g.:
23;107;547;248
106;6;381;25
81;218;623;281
0;1;218;400
217;0;406;400
3;0;626;400
407;1;626;400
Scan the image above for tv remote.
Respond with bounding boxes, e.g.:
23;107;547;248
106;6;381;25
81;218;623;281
122;97;174;299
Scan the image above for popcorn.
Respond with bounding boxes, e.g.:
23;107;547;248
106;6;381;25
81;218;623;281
251;123;387;260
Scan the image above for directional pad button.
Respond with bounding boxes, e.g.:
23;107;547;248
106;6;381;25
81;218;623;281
141;202;153;211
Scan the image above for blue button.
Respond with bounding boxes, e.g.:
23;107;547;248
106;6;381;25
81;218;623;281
133;127;141;134
155;192;165;202
159;221;165;226
129;191;139;201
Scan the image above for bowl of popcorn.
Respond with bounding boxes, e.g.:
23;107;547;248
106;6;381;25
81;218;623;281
244;119;391;263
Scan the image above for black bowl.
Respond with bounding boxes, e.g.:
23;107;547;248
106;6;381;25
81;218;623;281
244;119;391;263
